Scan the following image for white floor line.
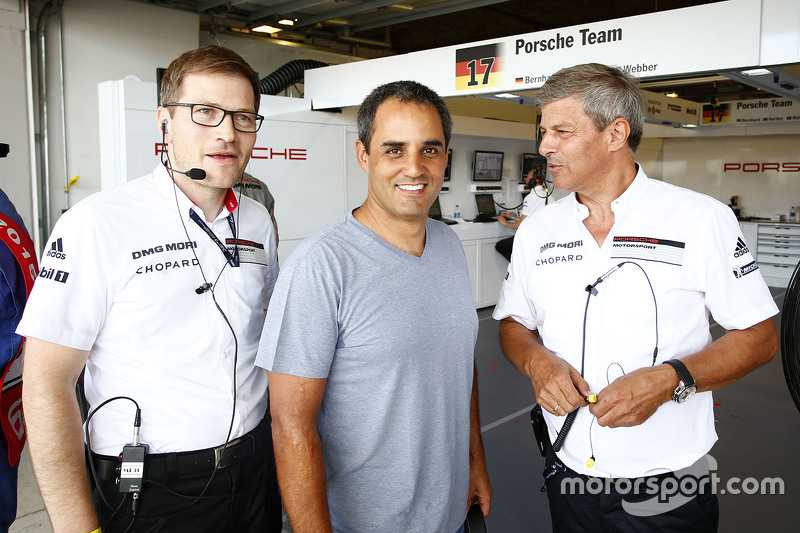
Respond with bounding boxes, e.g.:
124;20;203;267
481;404;536;433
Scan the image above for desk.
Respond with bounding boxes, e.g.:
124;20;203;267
450;221;515;308
740;221;800;288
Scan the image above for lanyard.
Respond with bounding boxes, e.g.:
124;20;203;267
189;209;239;267
0;210;38;296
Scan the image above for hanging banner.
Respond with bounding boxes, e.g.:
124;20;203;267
701;97;800;125
642;90;700;126
306;0;761;109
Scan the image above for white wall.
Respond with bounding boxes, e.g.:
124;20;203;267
0;0;36;239
660;134;800;218
40;0;197;230
636;138;664;180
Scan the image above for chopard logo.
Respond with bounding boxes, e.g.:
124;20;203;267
136;258;200;275
535;254;583;266
45;238;66;260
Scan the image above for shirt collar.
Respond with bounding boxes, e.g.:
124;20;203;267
153;164;239;221
609;163;648;218
570;163;648;220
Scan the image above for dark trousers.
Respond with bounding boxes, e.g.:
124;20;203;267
543;449;719;532
0;441;17;533
495;236;514;262
92;418;281;533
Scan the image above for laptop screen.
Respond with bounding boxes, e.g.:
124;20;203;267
475;194;496;216
428;196;443;217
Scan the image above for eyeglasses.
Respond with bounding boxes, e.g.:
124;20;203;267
165;103;264;133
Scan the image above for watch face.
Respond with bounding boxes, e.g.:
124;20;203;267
675;384;697;403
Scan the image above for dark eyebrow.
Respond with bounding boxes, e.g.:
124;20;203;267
197;102;256;114
380;139;444;148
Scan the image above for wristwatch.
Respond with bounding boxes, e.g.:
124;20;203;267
662;359;697;403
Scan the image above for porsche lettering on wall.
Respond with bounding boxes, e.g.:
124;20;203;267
723;163;800;173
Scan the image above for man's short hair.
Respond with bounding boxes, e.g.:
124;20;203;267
357;80;452;154
160;45;261;113
535;63;644;152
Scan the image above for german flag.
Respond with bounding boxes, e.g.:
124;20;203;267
455;44;502;91
701;103;731;125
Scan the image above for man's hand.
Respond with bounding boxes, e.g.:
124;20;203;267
590;364;675;427
591;318;779;428
468;452;492;516
467;363;491;516
527;350;590;416
498;318;589;417
495;211;523;229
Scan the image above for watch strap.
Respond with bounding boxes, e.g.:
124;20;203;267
662;359;696;388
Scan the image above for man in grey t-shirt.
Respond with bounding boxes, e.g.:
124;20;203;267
257;81;491;532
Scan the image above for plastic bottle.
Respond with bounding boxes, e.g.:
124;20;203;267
454;204;460;219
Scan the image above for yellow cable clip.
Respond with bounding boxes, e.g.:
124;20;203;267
65;175;80;191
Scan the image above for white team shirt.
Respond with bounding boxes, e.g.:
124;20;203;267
520;186;547;217
494;165;778;478
18;166;279;454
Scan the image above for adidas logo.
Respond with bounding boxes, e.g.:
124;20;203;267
45;237;66;260
733;237;749;258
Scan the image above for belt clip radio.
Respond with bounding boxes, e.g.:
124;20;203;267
530;404;551;457
119;443;147;493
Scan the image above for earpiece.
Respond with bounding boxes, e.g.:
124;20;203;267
161;122;168;134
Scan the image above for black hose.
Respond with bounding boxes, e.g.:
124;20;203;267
780;259;800;414
259;59;328;95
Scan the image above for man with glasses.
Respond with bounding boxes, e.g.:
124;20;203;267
19;46;281;532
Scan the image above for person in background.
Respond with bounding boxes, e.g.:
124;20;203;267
494;167;548;261
234;172;278;236
1;160;38;533
18;46;281;533
258;80;491;533
494;63;778;532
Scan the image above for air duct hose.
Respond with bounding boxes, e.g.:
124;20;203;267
259;60;328;95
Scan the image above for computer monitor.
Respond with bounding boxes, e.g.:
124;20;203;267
472;150;503;181
521;152;547;184
444;148;452;181
474;193;497;217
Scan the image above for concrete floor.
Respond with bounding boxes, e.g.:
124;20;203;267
10;289;797;532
